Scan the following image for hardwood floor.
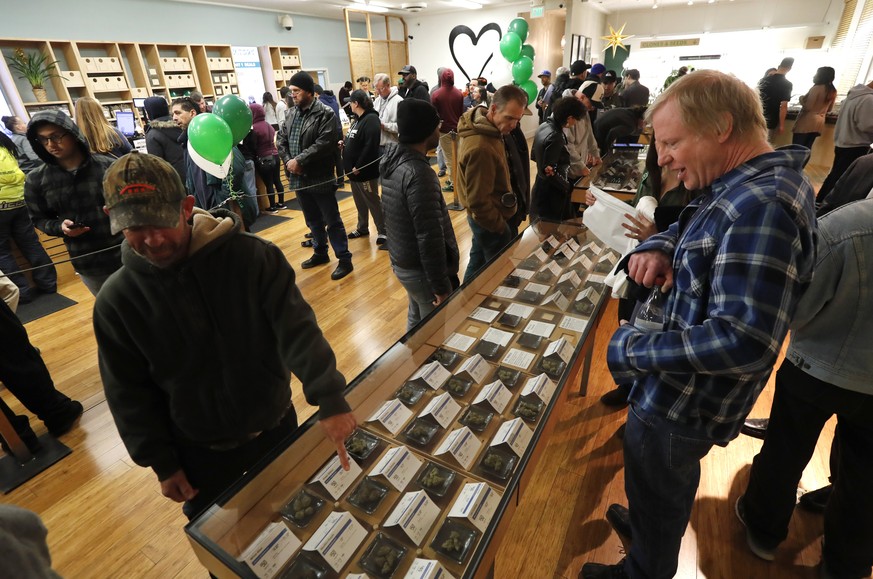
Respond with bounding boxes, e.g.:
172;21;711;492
0;164;848;578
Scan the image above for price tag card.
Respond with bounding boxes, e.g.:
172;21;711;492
481;327;514;348
491;286;520;299
542;291;570;311
311;456;362;500
571;254;594;271
564;237;581;254
411;361;452;390
541;261;563;277
444;332;476;353
587;273;607;285
434;426;482;470
511;268;535;280
532;247;550;262
473;379;512;413
576;286;600;303
521;373;558;403
559;315;589;333
558;270;583;288
524;320;556;339
370;446;423;491
303;511;367;573
544;337;574;364
420;392;462;429
347;575;369;579
582;240;602;254
502;348;535;370
448;482;501;533
504;303;535;319
368;399;414;436
239;521;301;579
545;235;561;249
456;353;490;384
405;559;456;579
596;254;617;270
490;417;533;457
469;307;500;323
524;282;551;296
384;490;440;546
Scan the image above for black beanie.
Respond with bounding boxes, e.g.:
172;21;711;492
398;99;441;144
288;71;315;94
143;96;169;121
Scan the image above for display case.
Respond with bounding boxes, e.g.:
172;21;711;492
185;219;615;578
590;143;648;196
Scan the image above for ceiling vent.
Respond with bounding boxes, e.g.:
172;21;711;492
401;2;427;11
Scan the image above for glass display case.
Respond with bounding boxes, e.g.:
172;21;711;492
185;219;615;578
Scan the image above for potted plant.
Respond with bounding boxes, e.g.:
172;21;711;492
7;48;63;103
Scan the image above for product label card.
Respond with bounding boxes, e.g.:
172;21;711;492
571;254;594;271
532;247;550;262
456;353;490;384
346;575;369;579
502;348;535;370
434;426;482;470
491;285;520;299
490;418;533;456
302;511;367;572
559;315;589;333
481;327;514;348
564;237;581;254
545;235;561;249
444;332;476;353
448;482;501;533
596;254;617;270
521;373;558;403
576;286;599;303
412;361;452;390
420;392;462;429
473;380;512;413
239;521;301;579
582;240;602;254
384;490;440;546
469;307;500;323
504;303;535;319
544;337;574;364
524;320;556;339
541;261;563;277
311;456;363;500
524;282;551;296
405;559;456;579
541;291;570;311
587;273;607;285
370;446;423;491
512;268;535;280
368;399;414;436
558;271;583;288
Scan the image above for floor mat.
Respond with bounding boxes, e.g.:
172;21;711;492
250;213;292;234
16;292;78;325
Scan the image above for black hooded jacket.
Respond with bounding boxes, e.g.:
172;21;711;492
145;118;185;181
342;108;381;182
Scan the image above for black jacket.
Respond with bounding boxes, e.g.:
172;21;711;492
145;117;185;181
399;79;430;102
277;98;340;192
504;125;531;230
530;119;573;222
593;108;641;155
380;144;459;296
24;110;122;276
343;108;381;182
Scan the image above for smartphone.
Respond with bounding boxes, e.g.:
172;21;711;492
68;223;87;230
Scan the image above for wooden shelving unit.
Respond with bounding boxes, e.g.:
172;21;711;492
191;44;238;102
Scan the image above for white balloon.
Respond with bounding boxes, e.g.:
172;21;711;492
187;140;231;178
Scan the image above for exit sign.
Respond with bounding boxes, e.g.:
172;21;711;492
531;6;544;18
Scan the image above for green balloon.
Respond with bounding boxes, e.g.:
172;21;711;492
188;113;233;165
520;79;538;106
499;32;523;63
212;94;253;143
511;56;534;84
508;18;529;43
520;44;535;60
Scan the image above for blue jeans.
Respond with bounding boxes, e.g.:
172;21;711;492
623;401;715;579
463;216;512;283
392;265;436;332
0;206;57;299
78;271;114;297
296;190;352;261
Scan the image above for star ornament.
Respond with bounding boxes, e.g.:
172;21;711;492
602;23;634;57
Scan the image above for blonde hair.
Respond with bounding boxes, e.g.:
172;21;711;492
74;97;126;155
646;69;767;142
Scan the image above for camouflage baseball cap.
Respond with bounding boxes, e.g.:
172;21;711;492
103;152;186;235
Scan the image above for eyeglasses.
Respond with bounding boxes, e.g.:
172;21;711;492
36;132;70;146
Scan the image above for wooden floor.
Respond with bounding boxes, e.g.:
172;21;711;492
0;163;851;578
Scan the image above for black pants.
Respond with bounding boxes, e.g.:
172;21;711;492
817;146;870;202
255;156;284;207
743;360;873;578
179;410;298;521
792;132;818;150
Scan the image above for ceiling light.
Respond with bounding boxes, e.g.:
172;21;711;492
447;0;482;8
687;0;693;4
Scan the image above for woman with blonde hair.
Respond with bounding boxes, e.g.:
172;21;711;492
73;97;132;158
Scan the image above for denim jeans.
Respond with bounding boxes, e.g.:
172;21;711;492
623;401;715;579
350;178;385;235
295;190;352;261
392;265;436;332
0;206;57;299
463;216;512;283
78;271;114;297
743;361;873;578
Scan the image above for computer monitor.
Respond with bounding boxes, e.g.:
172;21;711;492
115;111;136;137
133;97;146;108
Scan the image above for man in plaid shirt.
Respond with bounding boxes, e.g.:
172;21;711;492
582;71;817;579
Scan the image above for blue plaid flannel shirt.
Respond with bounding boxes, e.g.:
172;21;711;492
607;146;818;443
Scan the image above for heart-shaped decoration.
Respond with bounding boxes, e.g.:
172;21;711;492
448;23;502;83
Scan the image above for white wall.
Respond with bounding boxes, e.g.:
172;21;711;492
565;2;607;67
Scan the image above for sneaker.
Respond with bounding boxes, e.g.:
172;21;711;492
376;234;387;246
579;559;629;579
336;179;345;188
331;260;354;280
798;485;833;513
735;495;776;561
606;504;632;554
441;181;454;192
275;202;286;210
740;418;769;440
348;229;370;239
600;384;631;407
266;205;279;214
301;254;330;269
301;239;314;248
45;400;84;437
437;168;447;177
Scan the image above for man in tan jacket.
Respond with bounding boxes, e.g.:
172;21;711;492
456;85;527;282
